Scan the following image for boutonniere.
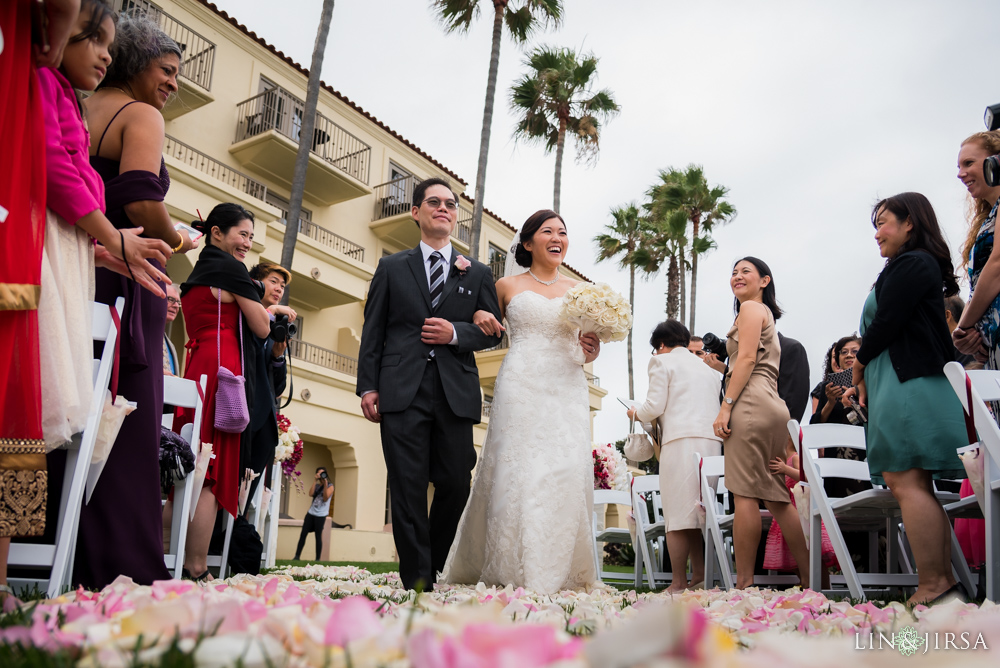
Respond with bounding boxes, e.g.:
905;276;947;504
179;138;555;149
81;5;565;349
454;255;471;276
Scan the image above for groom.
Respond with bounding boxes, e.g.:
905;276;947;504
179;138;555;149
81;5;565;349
357;178;502;590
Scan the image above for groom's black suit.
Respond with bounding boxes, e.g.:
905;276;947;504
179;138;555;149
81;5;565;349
357;246;501;589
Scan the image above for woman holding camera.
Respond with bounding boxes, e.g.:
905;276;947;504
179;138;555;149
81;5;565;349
173;203;289;580
294;467;334;562
846;193;967;604
712;257;810;589
953;131;1000;367
628;320;722;592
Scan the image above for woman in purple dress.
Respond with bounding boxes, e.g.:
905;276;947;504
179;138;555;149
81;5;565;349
76;12;196;588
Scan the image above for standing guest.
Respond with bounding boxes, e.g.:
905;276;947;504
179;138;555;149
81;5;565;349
293;468;334;562
0;0;81;607
688;336;707;360
944;295;977;368
246;261;293;502
775;333;809;422
845;192;968;604
627;320;722;593
174;203;274;580
953;131;1000;367
712;257;810;589
163;284;181;375
75;9;191;589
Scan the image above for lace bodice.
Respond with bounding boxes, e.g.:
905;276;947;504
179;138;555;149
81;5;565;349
505;291;586;364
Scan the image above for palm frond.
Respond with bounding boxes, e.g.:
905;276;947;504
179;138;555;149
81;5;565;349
430;0;481;33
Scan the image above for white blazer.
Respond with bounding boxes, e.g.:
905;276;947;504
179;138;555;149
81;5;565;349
634;347;723;445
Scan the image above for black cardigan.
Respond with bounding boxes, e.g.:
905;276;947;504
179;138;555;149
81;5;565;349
856;249;955;382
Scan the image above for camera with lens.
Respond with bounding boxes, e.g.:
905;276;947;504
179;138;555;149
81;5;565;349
701;332;729;362
319;470;328;480
982;103;1000;186
269;314;297;342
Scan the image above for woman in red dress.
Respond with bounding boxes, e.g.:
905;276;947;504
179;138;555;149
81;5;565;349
174;203;287;580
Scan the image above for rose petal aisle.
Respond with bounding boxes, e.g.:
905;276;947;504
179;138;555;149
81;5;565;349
1;566;998;667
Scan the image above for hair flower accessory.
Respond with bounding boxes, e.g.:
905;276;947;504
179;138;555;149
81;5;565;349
454;255;471;274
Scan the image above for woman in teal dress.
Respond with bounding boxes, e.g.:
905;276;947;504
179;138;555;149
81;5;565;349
847;192;967;605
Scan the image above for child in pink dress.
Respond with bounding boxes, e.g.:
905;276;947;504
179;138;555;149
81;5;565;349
764;444;838;588
37;0;170;447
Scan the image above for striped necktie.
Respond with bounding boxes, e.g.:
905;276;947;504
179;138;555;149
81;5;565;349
429;251;444;309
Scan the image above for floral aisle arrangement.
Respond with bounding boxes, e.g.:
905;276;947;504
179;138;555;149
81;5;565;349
1;567;998;668
593;442;629;491
558;282;633;343
275;413;304;486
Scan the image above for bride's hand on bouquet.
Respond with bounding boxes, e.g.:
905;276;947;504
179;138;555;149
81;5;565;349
472;310;505;337
580;332;601;363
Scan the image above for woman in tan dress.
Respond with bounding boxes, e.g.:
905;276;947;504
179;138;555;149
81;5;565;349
712;257;809;589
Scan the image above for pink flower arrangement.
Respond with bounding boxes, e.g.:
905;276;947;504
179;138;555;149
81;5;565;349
276;413;304;485
592;442;628;491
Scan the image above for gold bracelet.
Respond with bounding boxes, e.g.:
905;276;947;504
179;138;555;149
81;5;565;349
171;234;185;253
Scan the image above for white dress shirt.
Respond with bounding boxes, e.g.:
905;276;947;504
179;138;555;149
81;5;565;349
418;241;458;345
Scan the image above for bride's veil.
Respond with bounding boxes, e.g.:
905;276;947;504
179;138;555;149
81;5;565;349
503;239;528;279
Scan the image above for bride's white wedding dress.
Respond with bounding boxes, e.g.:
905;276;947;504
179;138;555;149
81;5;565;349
440;290;598;594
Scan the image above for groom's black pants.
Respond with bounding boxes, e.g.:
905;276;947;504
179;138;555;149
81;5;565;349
380;359;476;590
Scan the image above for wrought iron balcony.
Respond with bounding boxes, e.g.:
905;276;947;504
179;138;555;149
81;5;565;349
370;175;471;250
585;371;601;387
455;202;473;245
296;219;365;263
372;175;416;221
489;259;505;284
234;86;371;193
287;339;358;377
113;1;215;91
163;135;267;202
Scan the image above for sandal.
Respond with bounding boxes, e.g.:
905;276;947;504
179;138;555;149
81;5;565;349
181;568;211;582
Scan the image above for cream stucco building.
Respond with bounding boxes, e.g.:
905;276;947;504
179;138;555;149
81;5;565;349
124;0;606;561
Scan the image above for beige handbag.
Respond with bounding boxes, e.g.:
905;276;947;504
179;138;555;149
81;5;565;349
623;414;661;462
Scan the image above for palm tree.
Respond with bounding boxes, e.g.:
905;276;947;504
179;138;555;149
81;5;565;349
280;0;335;304
634;208;689;321
647;166;735;332
594;203;642;399
510;45;619;213
431;0;563;261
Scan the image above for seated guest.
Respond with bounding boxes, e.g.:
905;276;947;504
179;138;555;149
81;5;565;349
246;261;295;501
627;320;722;592
164;284;181;375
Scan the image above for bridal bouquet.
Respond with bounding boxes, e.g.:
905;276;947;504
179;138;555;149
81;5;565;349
559;282;633;343
593;442;629;491
275;413;304;487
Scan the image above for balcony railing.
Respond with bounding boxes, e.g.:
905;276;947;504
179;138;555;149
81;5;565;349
488;259;505;284
235;87;371;185
585;371;601;387
287;339;358;377
482;401;491;419
455;203;473;245
372;175;416;221
295;219;365;263
114;1;215;90
164;135;267;202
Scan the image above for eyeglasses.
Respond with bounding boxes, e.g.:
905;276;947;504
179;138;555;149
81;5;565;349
167;297;181;306
839;349;858;357
421;197;458;211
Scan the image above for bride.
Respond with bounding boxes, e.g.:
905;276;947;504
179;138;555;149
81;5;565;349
439;210;602;594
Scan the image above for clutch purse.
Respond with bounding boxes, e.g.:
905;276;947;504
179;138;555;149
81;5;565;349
623;414;661;462
214;289;250;434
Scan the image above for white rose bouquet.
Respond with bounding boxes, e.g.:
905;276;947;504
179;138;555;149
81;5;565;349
559;282;633;343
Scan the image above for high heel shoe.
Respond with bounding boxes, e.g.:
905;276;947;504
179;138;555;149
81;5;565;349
926;583;969;605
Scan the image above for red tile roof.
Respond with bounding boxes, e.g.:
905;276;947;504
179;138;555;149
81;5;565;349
198;0;466;186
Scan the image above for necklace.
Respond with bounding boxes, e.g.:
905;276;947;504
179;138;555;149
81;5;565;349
105;86;134;99
527;268;558;286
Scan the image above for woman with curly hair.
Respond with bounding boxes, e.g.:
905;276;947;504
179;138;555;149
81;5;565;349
75;10;194;588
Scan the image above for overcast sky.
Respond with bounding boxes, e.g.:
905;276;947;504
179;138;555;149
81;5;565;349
212;0;1000;445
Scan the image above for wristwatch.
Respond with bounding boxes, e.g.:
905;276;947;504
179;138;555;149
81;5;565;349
724;397;734;405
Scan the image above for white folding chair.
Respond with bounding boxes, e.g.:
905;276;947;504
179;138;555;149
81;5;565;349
9;298;124;597
256;462;282;570
944;361;1000;602
700;454;735;590
161;374;207;579
789;420;975;600
630;474;671;589
592;487;636;583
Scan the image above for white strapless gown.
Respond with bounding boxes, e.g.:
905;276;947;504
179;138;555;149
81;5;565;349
440;290;598;593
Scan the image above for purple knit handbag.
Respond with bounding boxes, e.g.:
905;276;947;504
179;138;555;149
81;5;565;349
214;289;249;433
